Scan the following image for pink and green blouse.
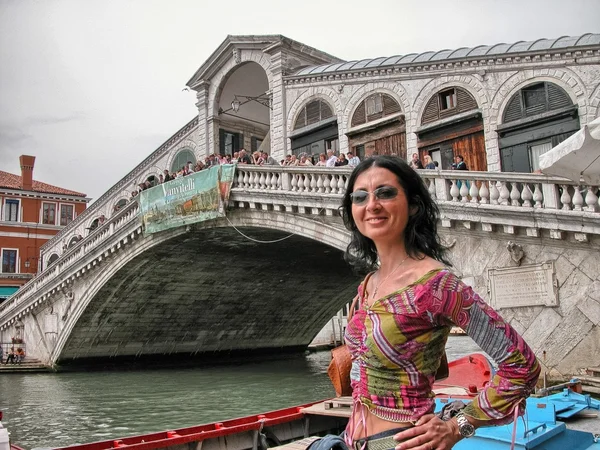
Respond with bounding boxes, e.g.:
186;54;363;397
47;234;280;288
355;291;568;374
344;268;540;424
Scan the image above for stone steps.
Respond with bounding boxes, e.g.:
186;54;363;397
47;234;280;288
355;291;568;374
0;357;51;372
586;367;600;377
579;376;600;388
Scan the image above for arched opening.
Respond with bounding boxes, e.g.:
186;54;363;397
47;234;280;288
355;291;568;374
87;215;106;234
147;175;158;187
290;99;338;159
171;149;196;173
497;82;579;173
416;87;486;171
347;93;405;159
48;253;59;266
68;235;82;248
113;198;128;215
215;62;270;156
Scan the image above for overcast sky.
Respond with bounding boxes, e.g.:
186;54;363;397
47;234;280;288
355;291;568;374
1;0;599;201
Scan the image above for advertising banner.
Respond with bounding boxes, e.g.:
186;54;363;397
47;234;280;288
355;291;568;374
139;164;235;235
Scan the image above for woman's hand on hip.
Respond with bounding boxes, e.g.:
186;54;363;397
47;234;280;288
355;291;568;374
394;414;461;450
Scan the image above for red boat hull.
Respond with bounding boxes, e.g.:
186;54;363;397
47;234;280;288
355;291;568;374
47;354;493;450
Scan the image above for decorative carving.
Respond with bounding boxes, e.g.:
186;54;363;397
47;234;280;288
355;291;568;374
506;241;524;265
233;48;241;64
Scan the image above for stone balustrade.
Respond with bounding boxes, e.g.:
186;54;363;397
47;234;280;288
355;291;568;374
2;166;598;326
0;201;141;323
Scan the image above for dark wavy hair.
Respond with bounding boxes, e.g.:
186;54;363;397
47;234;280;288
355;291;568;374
341;155;451;271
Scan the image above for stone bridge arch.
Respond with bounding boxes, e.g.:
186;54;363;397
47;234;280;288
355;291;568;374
50;211;356;366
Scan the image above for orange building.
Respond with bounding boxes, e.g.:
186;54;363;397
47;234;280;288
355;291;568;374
0;155;89;302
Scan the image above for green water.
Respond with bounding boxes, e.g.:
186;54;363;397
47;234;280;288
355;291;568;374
0;338;484;449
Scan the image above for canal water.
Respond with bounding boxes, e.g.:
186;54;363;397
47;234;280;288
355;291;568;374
1;337;485;450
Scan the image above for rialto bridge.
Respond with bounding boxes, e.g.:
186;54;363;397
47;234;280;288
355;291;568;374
1;34;600;375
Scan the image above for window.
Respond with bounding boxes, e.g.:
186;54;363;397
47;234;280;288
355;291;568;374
439;89;457;110
3;199;19;222
366;94;383;116
354;145;365;159
2;249;17;273
170;149;196;173
219;130;242;156
529;141;553;172
351;94;402;127
251;136;263;152
523;83;546;109
42;203;56;225
60;204;74;226
325;137;339;153
293;100;334;130
502;82;574;124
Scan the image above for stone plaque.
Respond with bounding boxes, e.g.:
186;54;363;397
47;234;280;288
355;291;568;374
488;262;558;309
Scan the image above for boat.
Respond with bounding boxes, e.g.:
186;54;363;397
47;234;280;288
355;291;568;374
0;411;25;450
26;354;599;450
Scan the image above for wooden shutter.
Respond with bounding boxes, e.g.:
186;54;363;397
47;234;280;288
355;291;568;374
320;101;333;121
352;101;367;127
294;110;306;130
456;88;477;112
503;94;523;123
305;101;321;126
547;83;572;110
382;94;401;116
422;96;440;124
294;100;333;130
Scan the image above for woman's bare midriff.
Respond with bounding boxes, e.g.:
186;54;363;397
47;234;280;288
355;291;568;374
349;402;414;440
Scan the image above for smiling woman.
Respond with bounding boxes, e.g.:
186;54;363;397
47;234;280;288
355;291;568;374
335;156;540;450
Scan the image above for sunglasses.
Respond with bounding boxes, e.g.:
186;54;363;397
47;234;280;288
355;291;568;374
350;186;399;205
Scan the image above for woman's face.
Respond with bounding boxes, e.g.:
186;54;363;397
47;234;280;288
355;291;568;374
351;166;411;245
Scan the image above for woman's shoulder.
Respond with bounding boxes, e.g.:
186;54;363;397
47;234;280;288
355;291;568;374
411;259;464;291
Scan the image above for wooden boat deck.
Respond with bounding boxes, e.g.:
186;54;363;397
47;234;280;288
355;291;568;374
271;436;321;450
300;397;352;419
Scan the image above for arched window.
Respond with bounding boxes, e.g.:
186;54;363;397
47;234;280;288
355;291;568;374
502;82;573;123
88;218;100;234
147;175;158;187
113;198;128;214
48;254;59;265
498;82;578;173
421;87;478;125
170;149;196;173
68;235;81;248
351;94;402;128
293;100;333;130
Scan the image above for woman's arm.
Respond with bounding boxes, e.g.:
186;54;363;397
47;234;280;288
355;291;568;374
427;273;540;423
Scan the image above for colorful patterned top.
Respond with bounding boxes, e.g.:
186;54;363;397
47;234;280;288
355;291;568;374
344;268;540;425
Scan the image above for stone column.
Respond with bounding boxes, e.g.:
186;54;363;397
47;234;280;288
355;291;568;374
194;81;210;160
268;51;287;161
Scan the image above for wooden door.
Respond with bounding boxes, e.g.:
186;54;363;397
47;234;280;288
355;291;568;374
452;132;487;172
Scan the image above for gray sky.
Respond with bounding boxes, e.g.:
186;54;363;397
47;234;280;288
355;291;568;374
1;0;599;201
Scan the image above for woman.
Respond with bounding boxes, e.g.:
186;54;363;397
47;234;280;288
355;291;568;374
316;153;327;167
340;156;539;450
424;155;436;169
299;154;313;166
336;153;349;166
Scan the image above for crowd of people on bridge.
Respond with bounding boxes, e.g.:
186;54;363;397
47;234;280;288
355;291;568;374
129;148;476;202
131;148;363;199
